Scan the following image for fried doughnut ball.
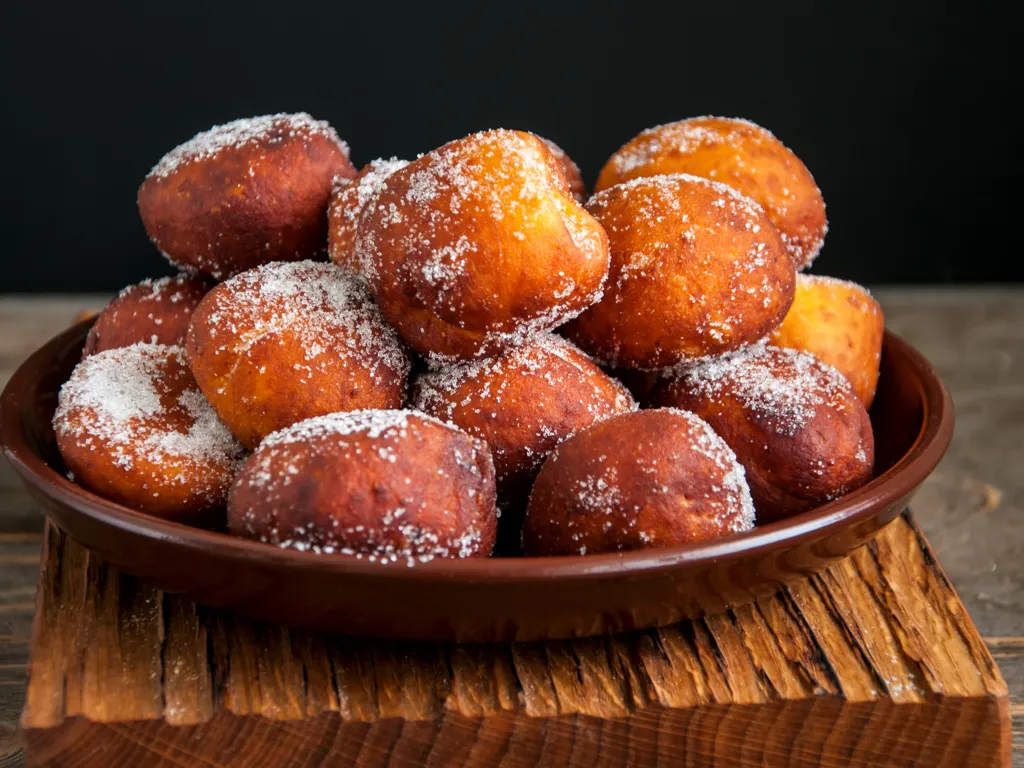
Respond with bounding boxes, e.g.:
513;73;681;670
562;174;795;369
54;344;245;521
769;274;884;407
186;261;410;449
83;274;213;357
651;343;874;523
523;408;755;556
138;113;356;279
595;117;827;269
357;129;610;362
540;137;587;203
410;334;636;503
328;157;409;277
228;410;497;563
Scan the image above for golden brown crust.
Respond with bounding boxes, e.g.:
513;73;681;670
186;261;410;449
228;410;497;562
651;343;875;522
83;274;212;357
563;174;795;369
769;274;884;406
357;129;609;362
539;137;587;203
410;334;636;502
53;344;245;521
138;113;356;280
328;158;409;276
595;117;827;269
523;408;755;556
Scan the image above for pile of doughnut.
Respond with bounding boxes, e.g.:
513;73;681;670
53;113;884;564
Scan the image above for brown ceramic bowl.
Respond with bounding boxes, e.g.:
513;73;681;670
0;320;953;642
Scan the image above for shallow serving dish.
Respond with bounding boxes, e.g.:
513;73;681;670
1;320;953;642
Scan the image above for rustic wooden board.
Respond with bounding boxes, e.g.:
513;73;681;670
18;513;1010;767
2;291;1023;765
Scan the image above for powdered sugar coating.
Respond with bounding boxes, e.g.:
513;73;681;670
655;343;875;520
607;116;767;176
768;273;883;407
669;342;852;436
139;113;355;280
57;345;167;429
661;407;756;533
194;260;409;387
523;408;755;555
798;273;872;296
187;261;411;448
357;129;609;362
335;158;409;208
53;344;245;515
411;334;636;494
328;158;410;275
84;274;211;357
597;116;827;269
229;410;497;565
149;113;349;179
587;172;768;229
565;172;795;369
122;275;203;304
550;407;755;534
260;409;452;449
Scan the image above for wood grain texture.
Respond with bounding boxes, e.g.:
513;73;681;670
18;514;1011;767
1;290;1023;765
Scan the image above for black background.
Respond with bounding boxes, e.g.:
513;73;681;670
1;2;1016;292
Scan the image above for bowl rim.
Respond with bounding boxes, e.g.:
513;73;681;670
1;320;954;584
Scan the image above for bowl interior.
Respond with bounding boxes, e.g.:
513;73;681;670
3;320;949;577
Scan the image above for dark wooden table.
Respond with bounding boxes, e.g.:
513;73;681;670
1;289;1022;766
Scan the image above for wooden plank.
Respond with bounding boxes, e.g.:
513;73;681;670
17;514;1011;766
163;597;214;726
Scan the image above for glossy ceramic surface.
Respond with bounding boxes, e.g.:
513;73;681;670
0;321;954;641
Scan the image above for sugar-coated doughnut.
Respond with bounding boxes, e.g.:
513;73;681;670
769;274;884;406
54;344;245;520
357;129;609;362
328;157;409;277
186;261;410;449
651;343;874;522
595;117;827;269
138;113;355;279
563;174;795;369
84;274;212;357
228;410;497;563
523;408;755;555
410;334;635;504
539;137;587;203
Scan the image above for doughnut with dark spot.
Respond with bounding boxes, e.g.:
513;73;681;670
228;410;497;564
